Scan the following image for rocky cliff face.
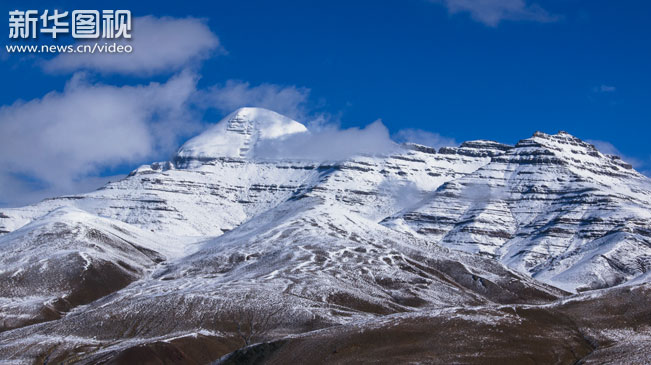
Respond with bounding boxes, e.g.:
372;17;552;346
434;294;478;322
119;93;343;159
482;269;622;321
0;108;649;363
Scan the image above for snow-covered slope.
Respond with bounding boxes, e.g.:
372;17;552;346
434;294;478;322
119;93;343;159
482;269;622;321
0;108;650;363
384;131;651;292
0;195;566;363
0;207;178;332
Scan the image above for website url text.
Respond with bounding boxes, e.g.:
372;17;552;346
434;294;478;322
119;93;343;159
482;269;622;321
5;43;133;54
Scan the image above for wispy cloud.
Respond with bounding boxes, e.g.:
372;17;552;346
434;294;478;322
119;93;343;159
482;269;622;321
197;80;342;134
198;80;312;121
393;129;458;149
586;139;644;170
0;173;124;207
430;0;559;27
43;16;221;75
593;85;616;93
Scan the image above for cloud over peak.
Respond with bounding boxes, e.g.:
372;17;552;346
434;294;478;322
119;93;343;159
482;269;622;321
255;119;398;162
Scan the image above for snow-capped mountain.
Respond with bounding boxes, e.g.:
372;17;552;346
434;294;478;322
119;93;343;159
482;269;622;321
0;107;649;363
176;107;308;161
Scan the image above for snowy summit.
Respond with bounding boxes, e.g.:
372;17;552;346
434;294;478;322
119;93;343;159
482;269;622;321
176;107;307;160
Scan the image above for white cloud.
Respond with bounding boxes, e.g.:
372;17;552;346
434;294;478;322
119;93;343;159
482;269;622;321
255;119;398;161
431;0;558;26
43;16;221;75
0;71;200;206
198;81;312;120
393;128;458;149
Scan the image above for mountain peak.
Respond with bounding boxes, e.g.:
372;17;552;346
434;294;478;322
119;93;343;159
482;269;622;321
511;130;639;178
532;130;578;139
524;130;596;151
176;107;307;161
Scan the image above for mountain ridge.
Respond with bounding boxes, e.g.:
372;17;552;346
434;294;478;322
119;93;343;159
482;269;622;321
0;108;649;363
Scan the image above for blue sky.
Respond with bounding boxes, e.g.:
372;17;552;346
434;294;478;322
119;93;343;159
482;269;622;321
1;0;650;206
